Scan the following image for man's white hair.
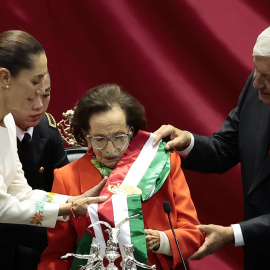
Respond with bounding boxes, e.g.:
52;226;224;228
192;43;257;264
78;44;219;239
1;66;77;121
253;27;270;57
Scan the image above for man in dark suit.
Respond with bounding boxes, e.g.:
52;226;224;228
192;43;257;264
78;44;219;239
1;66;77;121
153;26;270;269
0;72;69;269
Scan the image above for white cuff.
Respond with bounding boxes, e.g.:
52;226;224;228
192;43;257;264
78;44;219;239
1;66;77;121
231;224;245;246
155;231;172;256
178;131;194;157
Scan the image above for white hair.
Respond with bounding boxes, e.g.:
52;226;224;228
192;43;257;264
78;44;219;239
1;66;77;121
253;27;270;57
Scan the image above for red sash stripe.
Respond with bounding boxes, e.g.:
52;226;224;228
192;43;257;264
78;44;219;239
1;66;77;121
100;130;151;198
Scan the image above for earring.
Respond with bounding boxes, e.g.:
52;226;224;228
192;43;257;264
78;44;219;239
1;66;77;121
6;85;9;89
87;147;94;157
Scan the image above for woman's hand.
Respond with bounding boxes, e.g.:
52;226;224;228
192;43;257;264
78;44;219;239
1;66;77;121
59;195;107;217
72;196;107;216
83;176;108;197
145;229;160;251
68;176;108;203
60;176;108;216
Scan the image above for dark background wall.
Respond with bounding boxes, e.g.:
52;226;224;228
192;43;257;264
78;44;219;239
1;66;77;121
1;1;270;268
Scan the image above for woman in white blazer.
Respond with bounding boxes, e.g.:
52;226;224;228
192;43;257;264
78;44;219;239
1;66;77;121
0;30;106;228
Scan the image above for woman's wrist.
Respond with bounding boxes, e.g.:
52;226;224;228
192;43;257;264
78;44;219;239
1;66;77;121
58;202;72;216
67;194;85;203
70;201;81;222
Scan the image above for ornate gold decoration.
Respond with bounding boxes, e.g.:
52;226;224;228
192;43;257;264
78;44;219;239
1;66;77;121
57;109;80;147
107;184;142;195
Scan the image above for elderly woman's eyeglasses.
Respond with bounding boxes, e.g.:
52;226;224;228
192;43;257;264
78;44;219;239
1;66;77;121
86;128;133;151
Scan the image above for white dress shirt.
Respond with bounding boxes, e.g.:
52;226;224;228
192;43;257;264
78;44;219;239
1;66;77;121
16;126;33;142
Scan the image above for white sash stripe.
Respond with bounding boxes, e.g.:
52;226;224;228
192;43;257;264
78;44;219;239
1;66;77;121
122;133;161;187
112;194;132;260
88;203;106;258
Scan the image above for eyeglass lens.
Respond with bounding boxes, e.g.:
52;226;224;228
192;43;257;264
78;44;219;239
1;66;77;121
91;134;129;149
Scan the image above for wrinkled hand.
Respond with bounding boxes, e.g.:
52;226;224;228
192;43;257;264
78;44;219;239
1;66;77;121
72;196;107;216
188;224;234;261
153;125;191;151
145;229;160;251
83;176;108;197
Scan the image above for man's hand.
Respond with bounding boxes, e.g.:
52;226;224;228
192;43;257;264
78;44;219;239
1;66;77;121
188;224;234;261
153;125;191;151
145;229;160;251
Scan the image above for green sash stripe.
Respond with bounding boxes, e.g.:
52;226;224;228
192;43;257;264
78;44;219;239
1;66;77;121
127;195;148;270
138;141;171;201
71;231;93;270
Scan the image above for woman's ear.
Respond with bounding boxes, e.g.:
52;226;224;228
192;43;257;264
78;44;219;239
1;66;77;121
82;128;92;148
87;140;92;149
0;68;12;88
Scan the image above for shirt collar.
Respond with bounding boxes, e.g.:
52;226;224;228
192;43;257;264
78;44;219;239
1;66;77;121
16;126;34;142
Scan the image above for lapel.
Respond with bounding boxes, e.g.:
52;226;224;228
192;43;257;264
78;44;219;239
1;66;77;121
32;126;48;158
247;103;270;197
17;132;43;164
78;154;102;194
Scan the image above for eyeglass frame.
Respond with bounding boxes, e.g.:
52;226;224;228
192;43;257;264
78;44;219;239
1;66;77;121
85;127;133;151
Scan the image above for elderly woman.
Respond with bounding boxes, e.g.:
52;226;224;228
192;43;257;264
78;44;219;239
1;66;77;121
39;84;204;270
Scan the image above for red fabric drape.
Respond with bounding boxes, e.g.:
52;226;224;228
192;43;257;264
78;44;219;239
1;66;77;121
1;1;270;269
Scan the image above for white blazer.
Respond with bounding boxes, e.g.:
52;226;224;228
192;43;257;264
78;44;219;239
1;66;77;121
0;113;69;228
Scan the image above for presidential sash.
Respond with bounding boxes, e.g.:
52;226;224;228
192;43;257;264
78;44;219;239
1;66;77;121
71;130;171;269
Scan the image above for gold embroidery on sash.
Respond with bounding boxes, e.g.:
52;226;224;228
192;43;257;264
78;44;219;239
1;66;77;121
107;184;142;195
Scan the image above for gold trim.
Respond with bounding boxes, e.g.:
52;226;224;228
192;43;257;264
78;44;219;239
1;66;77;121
45;112;57;128
57;109;81;147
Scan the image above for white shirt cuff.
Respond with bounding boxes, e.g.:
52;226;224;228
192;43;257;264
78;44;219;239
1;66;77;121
231;224;245;246
178;131;194;157
155;231;172;256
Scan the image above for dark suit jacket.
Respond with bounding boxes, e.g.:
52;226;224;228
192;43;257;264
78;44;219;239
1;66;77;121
183;71;270;269
0;113;69;270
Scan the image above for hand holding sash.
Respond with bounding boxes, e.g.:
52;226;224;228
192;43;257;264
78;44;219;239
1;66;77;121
67;176;108;203
72;196;107;216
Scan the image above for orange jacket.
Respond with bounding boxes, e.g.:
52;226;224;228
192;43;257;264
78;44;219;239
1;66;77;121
39;151;204;270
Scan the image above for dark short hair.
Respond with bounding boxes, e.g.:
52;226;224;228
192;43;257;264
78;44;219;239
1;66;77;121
0;30;44;77
71;83;147;146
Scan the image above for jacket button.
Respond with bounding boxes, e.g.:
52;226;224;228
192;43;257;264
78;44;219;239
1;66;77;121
39;167;45;173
